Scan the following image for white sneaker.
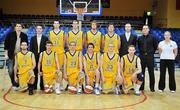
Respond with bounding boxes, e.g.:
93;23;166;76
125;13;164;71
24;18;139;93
115;87;121;95
12;86;19;91
55;88;61;95
135;90;141;96
170;90;175;93
77;87;82;94
158;90;163;93
94;88;100;95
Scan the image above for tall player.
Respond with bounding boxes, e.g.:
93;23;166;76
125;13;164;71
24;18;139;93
103;24;120;54
85;20;103;52
66;20;84;52
84;43;101;95
38;41;62;94
64;41;84;94
49;20;65;90
14;41;36;95
121;45;143;95
100;43;122;94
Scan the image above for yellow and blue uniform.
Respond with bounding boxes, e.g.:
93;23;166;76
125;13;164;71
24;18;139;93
84;52;99;86
49;30;65;69
86;31;102;52
66;51;84;86
104;33;119;53
102;53;120;93
122;55;138;92
17;51;34;91
42;51;57;85
68;31;83;51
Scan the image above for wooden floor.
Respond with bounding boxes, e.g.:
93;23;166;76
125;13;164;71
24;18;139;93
1;69;180;110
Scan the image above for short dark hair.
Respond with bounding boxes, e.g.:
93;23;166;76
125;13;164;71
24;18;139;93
128;45;135;49
87;43;94;48
36;24;44;29
91;20;97;24
46;41;53;45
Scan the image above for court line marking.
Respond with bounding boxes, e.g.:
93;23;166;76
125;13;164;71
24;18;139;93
3;87;148;110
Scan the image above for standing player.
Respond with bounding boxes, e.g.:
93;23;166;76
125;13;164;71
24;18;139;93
64;41;84;94
100;43;122;94
49;20;65;90
103;24;120;54
14;41;36;95
85;20;103;52
38;41;62;94
84;43;101;95
66;20;84;52
121;45;143;95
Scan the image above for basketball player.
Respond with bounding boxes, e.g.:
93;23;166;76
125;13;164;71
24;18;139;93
49;20;65;90
14;41;36;95
103;23;120;53
66;20;84;51
100;43;122;94
38;41;62;94
84;43;101;95
121;45;143;95
85;20;103;52
64;41;84;94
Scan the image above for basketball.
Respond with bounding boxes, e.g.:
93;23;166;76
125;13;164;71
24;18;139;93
84;85;93;94
68;86;77;94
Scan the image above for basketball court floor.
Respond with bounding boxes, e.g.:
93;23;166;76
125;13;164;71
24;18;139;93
0;69;180;110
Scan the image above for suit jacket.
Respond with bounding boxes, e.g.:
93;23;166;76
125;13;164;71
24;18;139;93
4;31;28;59
119;33;137;56
30;35;48;62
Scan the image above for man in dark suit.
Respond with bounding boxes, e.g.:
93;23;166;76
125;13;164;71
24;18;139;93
4;23;28;90
119;23;137;57
30;25;48;90
138;25;158;92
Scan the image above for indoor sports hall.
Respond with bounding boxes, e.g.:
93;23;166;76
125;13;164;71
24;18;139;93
0;0;180;110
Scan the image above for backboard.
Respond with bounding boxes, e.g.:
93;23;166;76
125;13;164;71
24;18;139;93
59;0;102;16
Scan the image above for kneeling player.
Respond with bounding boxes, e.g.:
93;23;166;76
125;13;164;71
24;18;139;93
84;43;101;95
38;41;62;94
121;45;143;95
100;43;123;94
14;41;36;95
64;41;84;94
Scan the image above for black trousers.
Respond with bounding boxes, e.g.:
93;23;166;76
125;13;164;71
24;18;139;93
33;55;44;90
140;54;155;91
158;60;176;91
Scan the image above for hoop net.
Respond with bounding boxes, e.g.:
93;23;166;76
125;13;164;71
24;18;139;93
74;8;86;15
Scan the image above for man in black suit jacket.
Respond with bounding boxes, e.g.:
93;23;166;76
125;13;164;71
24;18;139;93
119;23;137;56
30;25;48;90
4;23;28;89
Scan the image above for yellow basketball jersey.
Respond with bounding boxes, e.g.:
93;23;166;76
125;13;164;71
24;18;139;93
104;33;119;53
86;31;102;52
122;55;138;76
17;51;33;74
65;51;80;75
68;31;83;51
84;52;99;72
49;30;65;54
102;53;119;78
42;51;56;74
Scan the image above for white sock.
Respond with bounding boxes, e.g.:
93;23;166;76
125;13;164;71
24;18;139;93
135;84;141;91
56;83;60;90
95;83;99;88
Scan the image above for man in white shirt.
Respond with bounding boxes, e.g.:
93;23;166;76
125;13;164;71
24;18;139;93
158;31;178;93
30;25;48;90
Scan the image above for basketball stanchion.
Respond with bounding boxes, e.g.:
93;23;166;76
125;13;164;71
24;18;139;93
1;59;7;91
